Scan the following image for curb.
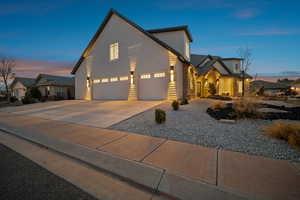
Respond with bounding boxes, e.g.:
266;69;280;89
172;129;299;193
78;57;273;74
0;124;251;200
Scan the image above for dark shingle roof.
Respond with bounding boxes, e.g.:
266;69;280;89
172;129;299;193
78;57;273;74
190;54;220;67
250;80;289;89
36;74;74;87
147;25;193;42
10;77;35;89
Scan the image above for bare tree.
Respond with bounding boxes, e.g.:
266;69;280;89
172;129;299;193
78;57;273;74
237;47;253;96
0;56;15;102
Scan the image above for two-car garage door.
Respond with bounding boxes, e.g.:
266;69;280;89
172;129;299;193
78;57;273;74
92;74;168;100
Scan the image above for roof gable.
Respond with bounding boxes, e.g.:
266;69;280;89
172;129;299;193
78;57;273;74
71;9;189;75
36;74;74;87
147;26;193;42
10;77;35;89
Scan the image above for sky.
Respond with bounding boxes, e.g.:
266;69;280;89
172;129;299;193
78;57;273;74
0;0;300;79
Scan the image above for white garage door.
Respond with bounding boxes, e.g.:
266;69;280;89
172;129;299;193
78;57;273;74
138;74;168;100
93;81;129;100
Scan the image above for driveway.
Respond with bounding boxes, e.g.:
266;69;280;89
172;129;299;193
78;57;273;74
0;100;162;128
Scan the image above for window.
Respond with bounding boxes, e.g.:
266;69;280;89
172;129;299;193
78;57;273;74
235;64;239;72
110;42;119;61
93;79;101;84
101;78;109;83
140;74;151;79
185;41;190;58
154;72;165;78
110;77;118;82
119;76;128;81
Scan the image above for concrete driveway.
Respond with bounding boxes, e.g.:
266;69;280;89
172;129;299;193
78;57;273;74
1;100;162;128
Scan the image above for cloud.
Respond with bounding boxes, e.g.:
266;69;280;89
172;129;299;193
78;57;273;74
239;30;298;36
14;58;74;78
234;8;259;19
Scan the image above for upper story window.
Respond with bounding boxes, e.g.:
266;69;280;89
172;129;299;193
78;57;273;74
185;41;190;59
235;64;239;72
110;42;119;61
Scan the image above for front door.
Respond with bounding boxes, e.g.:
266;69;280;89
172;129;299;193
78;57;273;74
196;82;201;97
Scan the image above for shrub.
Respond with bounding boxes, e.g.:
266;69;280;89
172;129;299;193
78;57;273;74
171;100;179;110
208;83;217;95
180;98;189;105
29;86;42;100
208;95;232;101
10;96;18;103
22;96;36;104
155;109;166;124
210;101;227;110
233;98;261;119
262;121;300;149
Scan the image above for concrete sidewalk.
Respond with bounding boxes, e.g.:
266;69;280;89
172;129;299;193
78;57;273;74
0;112;299;200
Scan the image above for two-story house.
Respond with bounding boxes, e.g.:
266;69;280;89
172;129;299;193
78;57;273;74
71;9;251;100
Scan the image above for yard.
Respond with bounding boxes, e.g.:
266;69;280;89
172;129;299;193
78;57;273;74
109;99;300;162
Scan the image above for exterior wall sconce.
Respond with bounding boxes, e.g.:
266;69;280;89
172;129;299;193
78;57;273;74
170;66;175;82
130;71;134;85
87;76;91;88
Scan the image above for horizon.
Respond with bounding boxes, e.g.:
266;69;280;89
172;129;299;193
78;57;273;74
1;0;300;78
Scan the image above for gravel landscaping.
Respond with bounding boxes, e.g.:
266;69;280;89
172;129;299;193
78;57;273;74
109;99;300;162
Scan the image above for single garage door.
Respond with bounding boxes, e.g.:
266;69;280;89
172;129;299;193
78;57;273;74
93;80;129;100
138;73;168;100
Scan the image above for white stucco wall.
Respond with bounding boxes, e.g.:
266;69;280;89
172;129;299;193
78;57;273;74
222;60;241;73
75;14;184;100
152;31;190;61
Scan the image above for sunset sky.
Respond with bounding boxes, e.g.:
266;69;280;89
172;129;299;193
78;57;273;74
1;0;300;78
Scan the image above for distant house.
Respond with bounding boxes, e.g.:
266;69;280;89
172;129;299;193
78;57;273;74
292;79;300;95
10;77;35;100
35;74;75;99
250;80;289;96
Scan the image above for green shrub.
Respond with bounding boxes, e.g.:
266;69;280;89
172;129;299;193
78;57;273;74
172;100;179;110
22;96;36;104
180;98;189;105
29;86;42;100
10;96;18;103
208;83;217;95
155;109;166;124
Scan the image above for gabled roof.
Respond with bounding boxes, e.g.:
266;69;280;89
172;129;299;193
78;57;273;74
250;80;289;89
195;59;232;76
36;74;74;87
190;54;220;67
10;77;35;89
147;25;193;42
71;9;189;75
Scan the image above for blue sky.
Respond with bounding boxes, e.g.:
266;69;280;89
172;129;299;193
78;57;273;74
0;0;299;77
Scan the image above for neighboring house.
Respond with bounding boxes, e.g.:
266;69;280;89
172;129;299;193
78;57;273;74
292;78;300;94
10;77;35;100
250;80;289;96
71;9;252;100
35;74;75;99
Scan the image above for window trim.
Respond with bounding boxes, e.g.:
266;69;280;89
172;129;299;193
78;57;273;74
110;42;119;61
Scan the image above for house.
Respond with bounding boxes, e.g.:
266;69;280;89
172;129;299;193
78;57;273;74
250;80;289;96
10;77;35;100
35;74;75;100
291;78;300;95
71;9;251;101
